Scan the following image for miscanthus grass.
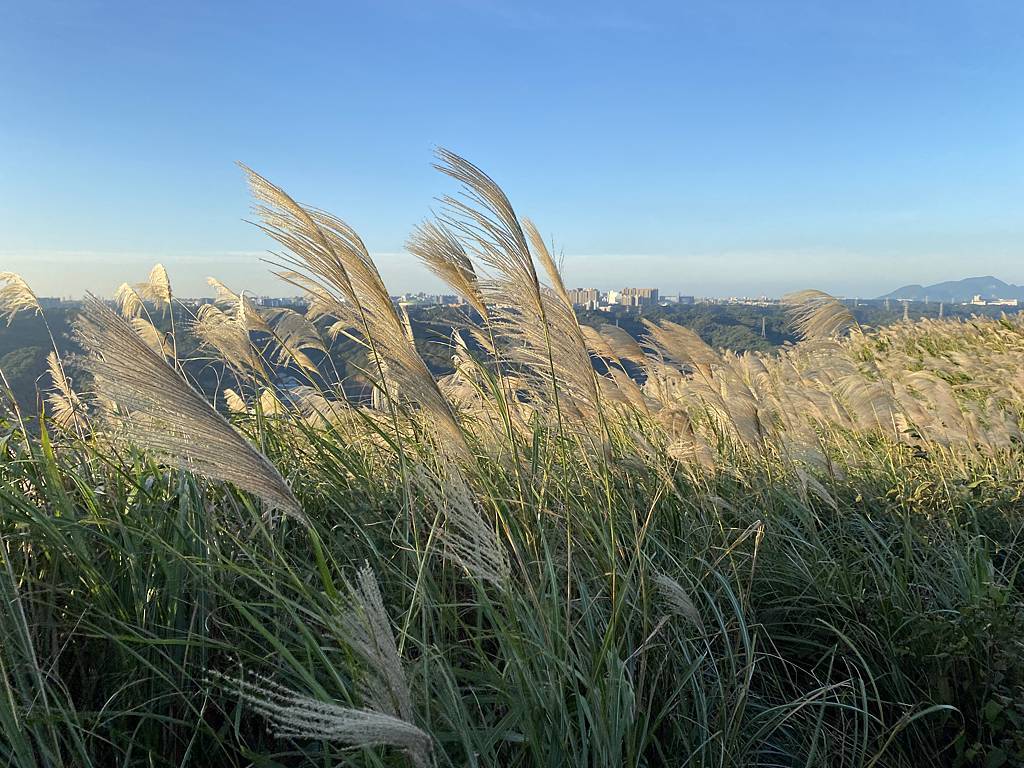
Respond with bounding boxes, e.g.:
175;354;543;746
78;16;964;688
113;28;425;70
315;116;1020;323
1;150;1023;767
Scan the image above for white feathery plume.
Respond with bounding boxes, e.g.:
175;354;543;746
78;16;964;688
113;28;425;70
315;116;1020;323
75;295;301;518
223;388;247;413
522;218;571;309
137;263;173;312
130;317;172;358
406;219;488;318
193;303;267;378
262;306;326;375
783;289;860;341
207;277;271;333
45;352;85;431
240;164;467;454
115;283;147;319
413;462;510;587
434;149;603;422
643;320;720;368
289;386;353;428
336;564;415;723
599;323;646;363
218;673;431;767
0;272;41;325
258;388;285;416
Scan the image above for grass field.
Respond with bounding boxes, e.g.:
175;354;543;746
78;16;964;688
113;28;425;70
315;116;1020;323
1;153;1022;767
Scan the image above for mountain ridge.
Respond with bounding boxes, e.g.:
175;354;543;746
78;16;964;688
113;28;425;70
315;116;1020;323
878;276;1024;302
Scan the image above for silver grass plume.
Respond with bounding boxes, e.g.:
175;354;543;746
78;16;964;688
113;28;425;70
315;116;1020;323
337;564;416;723
137;263;172;312
0;272;41;325
130;317;172;357
218;673;430;767
522;218;571;308
45;352;85;432
75;295;301;518
413;462;510;587
599;323;646;363
262;307;326;375
208;277;271;333
435;149;601;421
783;289;860;341
240;164;466;454
652;571;703;631
406;220;488;318
115;283;146;319
223;388;247;413
193;303;267;378
434;147;540;299
643;320;720;368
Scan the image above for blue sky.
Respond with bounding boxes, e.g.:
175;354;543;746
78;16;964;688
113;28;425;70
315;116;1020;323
1;0;1022;298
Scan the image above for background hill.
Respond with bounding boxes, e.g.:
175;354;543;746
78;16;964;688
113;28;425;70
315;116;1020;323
879;276;1024;303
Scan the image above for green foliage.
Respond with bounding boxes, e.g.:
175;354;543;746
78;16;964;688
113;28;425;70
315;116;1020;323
1;407;1022;767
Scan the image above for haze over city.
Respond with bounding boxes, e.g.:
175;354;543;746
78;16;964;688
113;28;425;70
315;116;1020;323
2;0;1023;298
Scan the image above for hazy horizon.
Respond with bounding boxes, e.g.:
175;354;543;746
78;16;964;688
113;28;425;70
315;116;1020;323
4;245;1022;302
3;1;1022;297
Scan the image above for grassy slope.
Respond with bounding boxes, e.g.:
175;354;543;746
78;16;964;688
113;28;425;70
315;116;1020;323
1;380;1022;766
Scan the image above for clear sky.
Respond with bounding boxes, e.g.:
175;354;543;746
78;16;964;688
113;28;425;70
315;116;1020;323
2;0;1022;299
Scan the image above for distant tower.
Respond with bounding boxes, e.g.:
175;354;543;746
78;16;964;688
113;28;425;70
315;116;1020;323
885;297;891;312
938;302;944;319
761;316;766;338
924;295;929;306
902;300;910;322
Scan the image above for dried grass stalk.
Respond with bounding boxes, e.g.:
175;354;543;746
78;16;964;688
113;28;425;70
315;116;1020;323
75;295;301;518
219;674;430;767
0;272;41;325
783;289;859;341
45;352;85;431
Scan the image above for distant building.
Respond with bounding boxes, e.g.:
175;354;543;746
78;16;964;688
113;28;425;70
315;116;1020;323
970;295;1018;307
619;287;659;307
605;290;621;305
567;288;600;308
256;296;307;308
677;295;695;305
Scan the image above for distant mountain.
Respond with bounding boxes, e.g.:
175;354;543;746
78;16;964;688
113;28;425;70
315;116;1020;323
878;276;1024;303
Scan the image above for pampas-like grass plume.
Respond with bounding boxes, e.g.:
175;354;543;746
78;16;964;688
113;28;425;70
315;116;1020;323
262;307;326;375
219;673;431;767
75;295;301;518
130;317;172;357
193;303;267;378
0;272;41;325
115;283;146;319
208;277;271;333
337;564;415;723
783;289;860;341
138;263;172;311
45;352;85;432
435;149;603;422
407;220;488;318
653;572;703;631
413;462;510;587
240;164;467;454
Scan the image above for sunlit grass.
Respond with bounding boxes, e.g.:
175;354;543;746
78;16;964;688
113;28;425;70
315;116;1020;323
1;152;1022;767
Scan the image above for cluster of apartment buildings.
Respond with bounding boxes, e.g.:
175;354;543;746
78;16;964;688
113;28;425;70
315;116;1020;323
566;287;695;311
